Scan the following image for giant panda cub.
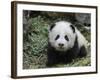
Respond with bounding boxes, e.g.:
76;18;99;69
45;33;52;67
47;21;89;67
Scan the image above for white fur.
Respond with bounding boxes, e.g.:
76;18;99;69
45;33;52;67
49;21;88;51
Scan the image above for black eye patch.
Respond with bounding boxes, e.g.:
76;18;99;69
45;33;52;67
55;35;60;40
65;35;69;41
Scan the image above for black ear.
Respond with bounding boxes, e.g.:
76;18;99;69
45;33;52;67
70;24;75;33
50;23;55;31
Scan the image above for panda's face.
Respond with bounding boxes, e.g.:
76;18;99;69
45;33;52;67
49;21;76;51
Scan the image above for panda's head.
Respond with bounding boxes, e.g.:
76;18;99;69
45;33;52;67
49;21;76;51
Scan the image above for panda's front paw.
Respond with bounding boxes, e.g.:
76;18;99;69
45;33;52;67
46;62;53;67
46;62;54;67
46;61;57;67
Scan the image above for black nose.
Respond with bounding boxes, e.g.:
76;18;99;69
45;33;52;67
59;43;64;47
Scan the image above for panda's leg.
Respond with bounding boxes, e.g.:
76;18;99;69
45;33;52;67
46;48;59;67
78;46;87;57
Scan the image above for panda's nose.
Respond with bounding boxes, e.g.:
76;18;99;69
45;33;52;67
58;43;64;47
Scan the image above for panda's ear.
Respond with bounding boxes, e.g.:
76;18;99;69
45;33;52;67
50;23;55;31
70;24;75;33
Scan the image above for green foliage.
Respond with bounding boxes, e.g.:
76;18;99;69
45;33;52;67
23;16;49;69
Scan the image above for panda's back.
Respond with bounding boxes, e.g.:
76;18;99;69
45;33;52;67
75;27;88;49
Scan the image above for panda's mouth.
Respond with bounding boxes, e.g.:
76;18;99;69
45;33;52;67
57;46;65;51
59;46;64;49
56;48;66;52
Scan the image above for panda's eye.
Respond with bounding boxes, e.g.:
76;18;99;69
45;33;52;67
65;35;69;41
55;35;60;40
